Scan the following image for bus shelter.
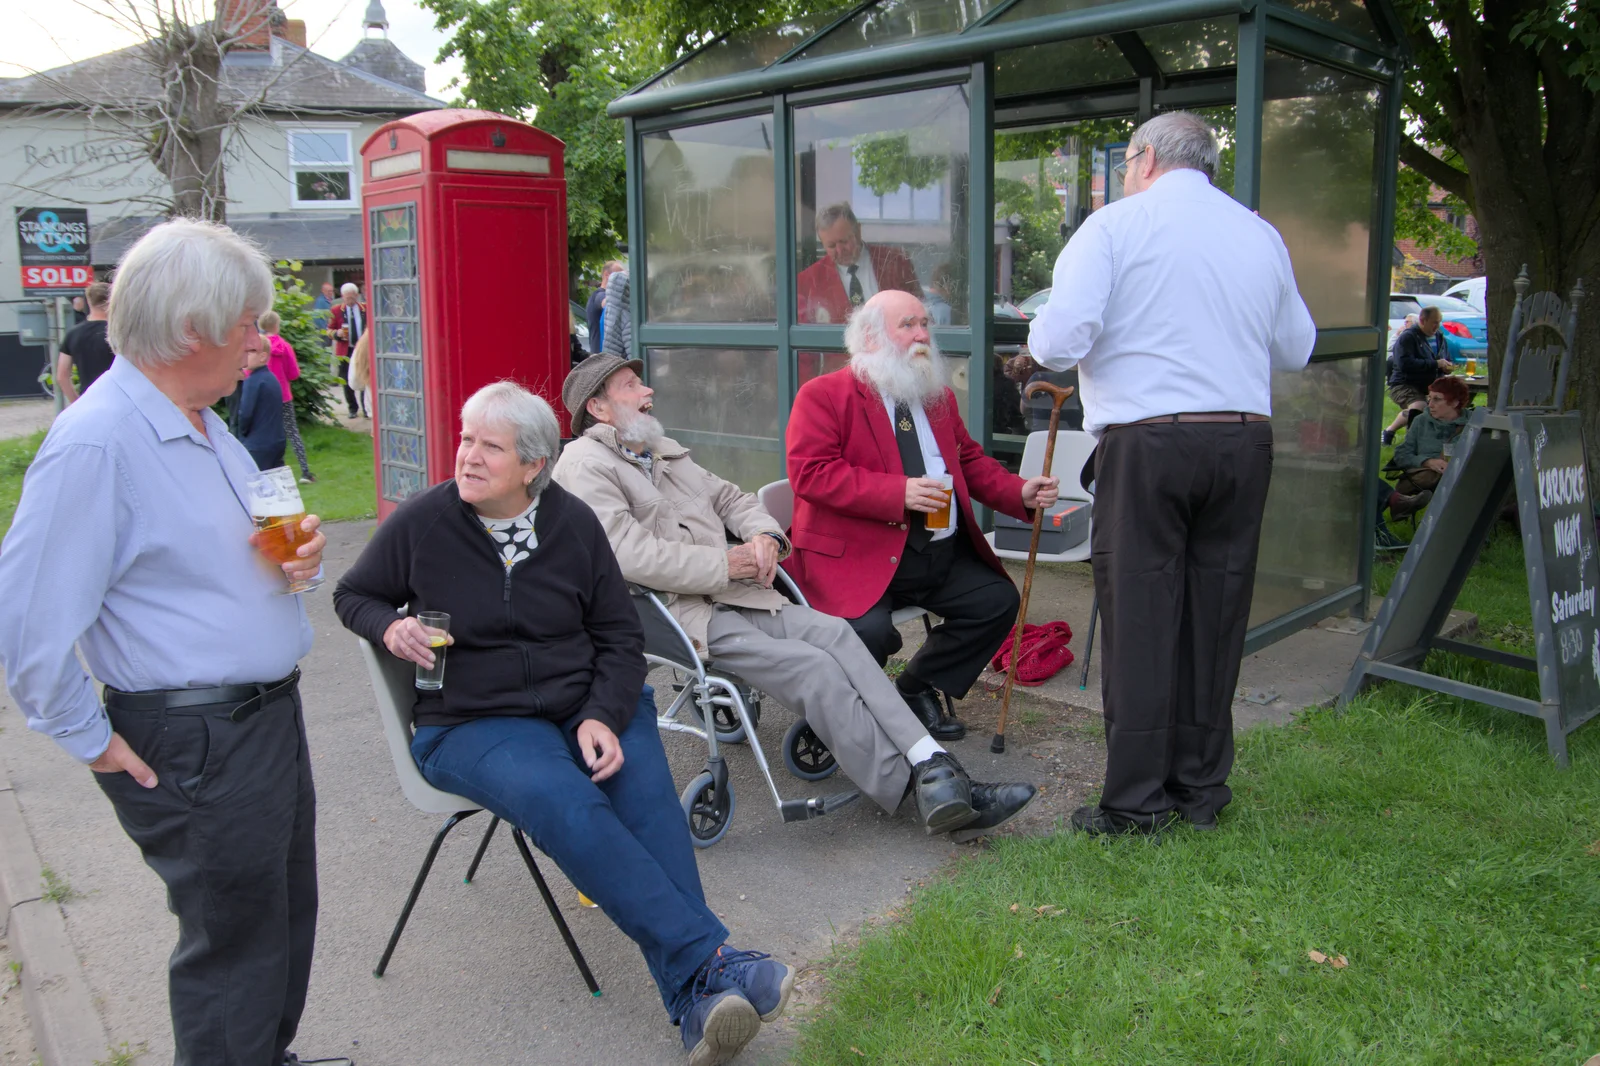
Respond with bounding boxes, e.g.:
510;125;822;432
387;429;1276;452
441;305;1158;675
608;0;1406;650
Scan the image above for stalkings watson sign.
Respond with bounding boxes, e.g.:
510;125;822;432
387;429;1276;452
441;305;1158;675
16;207;92;293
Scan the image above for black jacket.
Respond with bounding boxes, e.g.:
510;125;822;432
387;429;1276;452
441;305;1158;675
229;365;287;468
333;480;645;733
1388;324;1445;390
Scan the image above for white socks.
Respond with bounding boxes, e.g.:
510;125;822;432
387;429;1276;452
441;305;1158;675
906;735;946;767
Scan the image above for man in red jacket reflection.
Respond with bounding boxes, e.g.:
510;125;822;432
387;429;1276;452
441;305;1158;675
784;290;1059;740
796;203;923;325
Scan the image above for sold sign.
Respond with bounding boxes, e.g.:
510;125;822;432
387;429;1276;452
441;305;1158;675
21;265;94;290
15;206;92;294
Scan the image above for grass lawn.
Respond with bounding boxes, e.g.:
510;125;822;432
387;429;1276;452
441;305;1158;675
798;465;1600;1062
0;420;376;537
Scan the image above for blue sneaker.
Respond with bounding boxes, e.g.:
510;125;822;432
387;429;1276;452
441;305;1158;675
706;946;795;1022
680;988;759;1066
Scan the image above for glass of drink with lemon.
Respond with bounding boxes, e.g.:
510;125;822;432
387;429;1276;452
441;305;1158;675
246;467;321;594
414;612;450;690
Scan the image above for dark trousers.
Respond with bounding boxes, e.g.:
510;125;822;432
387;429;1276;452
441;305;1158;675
95;688;318;1066
338;356;363;416
1091;421;1273;828
848;533;1020;699
410;689;728;1020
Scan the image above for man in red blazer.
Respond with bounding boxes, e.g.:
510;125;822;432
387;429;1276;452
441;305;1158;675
326;283;367;418
786;290;1059;739
796;203;924;325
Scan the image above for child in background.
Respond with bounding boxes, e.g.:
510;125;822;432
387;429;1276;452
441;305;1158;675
260;310;316;483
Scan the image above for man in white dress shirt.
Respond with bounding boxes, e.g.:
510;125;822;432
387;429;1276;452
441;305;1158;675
1028;112;1316;835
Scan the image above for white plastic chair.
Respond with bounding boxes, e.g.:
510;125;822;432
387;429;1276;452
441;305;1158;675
358;637;598;993
984;428;1096;564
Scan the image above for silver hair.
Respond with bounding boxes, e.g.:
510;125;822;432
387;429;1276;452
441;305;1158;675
815;202;859;234
460;381;561;499
1129;111;1220;177
843;299;888;356
340;282;360;296
107;219;274;368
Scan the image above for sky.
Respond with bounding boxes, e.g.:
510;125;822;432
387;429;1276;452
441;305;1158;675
0;0;467;98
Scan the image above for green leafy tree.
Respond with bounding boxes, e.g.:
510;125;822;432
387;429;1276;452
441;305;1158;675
272;263;342;426
1392;0;1596;443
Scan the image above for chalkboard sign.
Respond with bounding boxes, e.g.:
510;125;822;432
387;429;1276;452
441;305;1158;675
1522;414;1600;729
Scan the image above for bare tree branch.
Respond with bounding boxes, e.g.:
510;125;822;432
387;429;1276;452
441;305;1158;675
1399;136;1475;209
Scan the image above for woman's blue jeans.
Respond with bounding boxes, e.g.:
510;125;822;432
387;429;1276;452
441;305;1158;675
411;687;727;1018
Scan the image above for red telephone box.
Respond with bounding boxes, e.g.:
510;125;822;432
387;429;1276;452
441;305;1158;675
359;109;568;518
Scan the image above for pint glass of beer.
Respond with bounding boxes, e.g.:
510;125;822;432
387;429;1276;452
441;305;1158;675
415;611;450;690
245;467;322;595
925;474;955;531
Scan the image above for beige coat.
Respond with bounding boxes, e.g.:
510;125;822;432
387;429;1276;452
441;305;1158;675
551;424;788;653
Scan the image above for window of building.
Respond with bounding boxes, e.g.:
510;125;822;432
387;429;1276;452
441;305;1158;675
288;129;355;207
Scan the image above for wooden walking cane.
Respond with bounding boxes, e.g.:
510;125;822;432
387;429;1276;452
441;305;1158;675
991;380;1075;754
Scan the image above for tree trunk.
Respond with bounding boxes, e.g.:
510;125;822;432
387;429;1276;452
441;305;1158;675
148;24;230;223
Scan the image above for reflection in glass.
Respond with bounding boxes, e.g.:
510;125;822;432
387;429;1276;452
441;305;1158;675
644;116;777;323
295;171;350;202
1249;358;1366;626
1260;52;1382;328
1139;18;1238;73
992;0;1133;23
994;37;1135;98
794;85;970;326
1277;0;1380;41
799;0;1003;60
644;10;845;92
646;348;781;490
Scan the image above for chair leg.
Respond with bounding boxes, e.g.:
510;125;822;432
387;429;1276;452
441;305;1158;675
1079;595;1098;691
376;809;481;978
464;815;500;883
917;614;961;719
510;827;601;996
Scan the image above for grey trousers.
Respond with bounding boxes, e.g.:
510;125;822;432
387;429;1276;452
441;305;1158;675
705;603;929;812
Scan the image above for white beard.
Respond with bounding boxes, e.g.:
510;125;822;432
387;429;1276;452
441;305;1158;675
850;340;948;408
613;408;664;451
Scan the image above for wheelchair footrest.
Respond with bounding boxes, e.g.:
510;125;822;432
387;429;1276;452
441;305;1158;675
779;790;862;823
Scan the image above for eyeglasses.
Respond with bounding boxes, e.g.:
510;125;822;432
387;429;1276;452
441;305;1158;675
1113;146;1148;180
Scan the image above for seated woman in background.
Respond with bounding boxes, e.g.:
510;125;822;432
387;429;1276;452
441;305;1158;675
1374;373;1471;547
333;381;791;1066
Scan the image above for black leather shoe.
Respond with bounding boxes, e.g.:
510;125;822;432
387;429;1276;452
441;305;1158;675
1068;804;1173;837
900;686;967;741
1185;810;1219;831
949;781;1038;843
911;753;976;834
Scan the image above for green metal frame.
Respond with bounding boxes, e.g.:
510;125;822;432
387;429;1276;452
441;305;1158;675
618;0;1408;654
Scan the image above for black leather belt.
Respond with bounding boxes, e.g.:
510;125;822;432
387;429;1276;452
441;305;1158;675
104;668;301;723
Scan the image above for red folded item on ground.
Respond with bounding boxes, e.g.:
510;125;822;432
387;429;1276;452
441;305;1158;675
988;620;1074;686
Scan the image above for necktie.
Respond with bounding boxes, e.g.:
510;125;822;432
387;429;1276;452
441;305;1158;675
893;402;932;552
847;265;864;307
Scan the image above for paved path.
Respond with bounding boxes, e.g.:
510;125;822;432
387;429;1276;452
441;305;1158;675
0;400;52;442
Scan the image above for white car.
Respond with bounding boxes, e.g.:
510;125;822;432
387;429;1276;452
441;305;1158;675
1441;276;1486;313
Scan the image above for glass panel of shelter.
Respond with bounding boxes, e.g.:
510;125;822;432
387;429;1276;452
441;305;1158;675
642;8;850;94
643;115;778;324
1273;0;1383;42
645;347;783;491
792;83;971;328
1259;50;1383;329
796;0;1008;61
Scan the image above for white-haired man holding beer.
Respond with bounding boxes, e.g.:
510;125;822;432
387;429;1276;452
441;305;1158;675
0;219;339;1065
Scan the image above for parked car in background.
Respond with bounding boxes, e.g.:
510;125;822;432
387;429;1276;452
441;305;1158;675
569;299;590;352
995;294;1028;321
1387;292;1487;366
1018;288;1052;318
1442;276;1486;313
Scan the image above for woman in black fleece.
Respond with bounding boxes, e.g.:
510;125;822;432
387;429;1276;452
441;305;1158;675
334;382;791;1066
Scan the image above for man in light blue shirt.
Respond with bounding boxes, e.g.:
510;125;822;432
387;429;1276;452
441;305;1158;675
0;219;337;1066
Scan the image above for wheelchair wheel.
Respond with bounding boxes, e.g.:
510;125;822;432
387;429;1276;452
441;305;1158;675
680;771;734;848
687;685;759;744
783;718;837;781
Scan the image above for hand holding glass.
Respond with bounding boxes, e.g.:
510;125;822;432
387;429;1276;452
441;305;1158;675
246;468;322;594
925;475;955;530
415;612;451;690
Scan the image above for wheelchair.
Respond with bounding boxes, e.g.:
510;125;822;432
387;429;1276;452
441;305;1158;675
630;571;860;848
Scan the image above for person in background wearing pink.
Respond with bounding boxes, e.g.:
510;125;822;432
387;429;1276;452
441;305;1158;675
259;310;316;483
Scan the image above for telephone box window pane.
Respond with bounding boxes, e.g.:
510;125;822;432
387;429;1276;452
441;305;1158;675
383;465;425;501
377;245;416;281
1260;53;1382;328
794;84;970;326
377;282;418;320
1249;357;1366;625
295;171;351;203
382;392;422;431
643;115;778;323
375;207;414;244
383;429;424;468
379;356;419;392
378;322;417;357
645;347;780;490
